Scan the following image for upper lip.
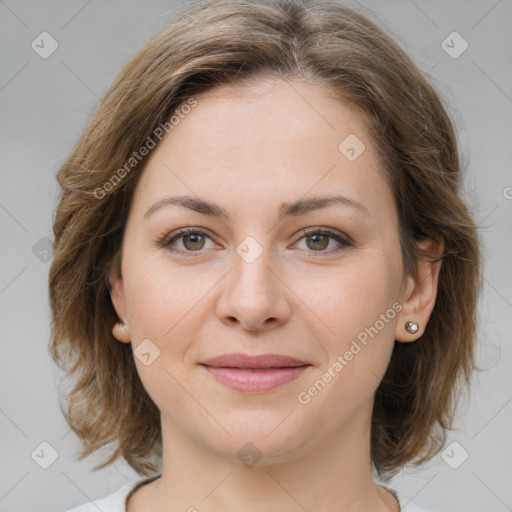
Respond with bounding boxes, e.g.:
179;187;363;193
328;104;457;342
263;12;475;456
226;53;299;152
200;353;310;369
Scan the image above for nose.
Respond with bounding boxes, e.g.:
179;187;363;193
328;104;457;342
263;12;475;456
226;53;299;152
215;247;292;333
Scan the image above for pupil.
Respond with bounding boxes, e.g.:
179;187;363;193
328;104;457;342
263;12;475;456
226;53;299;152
309;234;327;250
185;234;203;250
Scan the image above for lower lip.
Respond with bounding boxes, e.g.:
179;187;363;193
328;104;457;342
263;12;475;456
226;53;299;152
201;365;310;393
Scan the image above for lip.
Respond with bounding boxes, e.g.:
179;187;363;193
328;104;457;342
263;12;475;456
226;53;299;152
201;353;309;369
199;353;312;393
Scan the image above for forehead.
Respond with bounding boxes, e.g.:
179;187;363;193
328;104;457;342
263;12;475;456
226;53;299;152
130;78;393;223
171;79;372;151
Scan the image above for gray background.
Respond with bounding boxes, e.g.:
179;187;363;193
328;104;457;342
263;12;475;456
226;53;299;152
1;1;511;511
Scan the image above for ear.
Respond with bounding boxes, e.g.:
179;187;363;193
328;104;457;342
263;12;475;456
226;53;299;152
395;236;444;342
109;261;131;343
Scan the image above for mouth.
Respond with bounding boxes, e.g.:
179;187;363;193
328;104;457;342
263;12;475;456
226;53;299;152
199;353;312;393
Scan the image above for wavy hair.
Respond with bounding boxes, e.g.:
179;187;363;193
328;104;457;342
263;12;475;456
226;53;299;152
49;0;482;481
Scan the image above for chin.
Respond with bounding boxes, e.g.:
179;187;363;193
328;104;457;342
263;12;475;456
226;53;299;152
195;408;316;465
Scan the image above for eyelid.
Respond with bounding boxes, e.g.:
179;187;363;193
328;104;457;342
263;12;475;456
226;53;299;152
291;227;353;254
159;226;353;257
160;227;214;245
293;226;352;244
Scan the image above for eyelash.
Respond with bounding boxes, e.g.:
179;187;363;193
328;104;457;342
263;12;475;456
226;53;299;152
159;227;353;258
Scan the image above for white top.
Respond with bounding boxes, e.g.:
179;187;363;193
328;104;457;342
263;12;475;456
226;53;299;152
62;475;437;512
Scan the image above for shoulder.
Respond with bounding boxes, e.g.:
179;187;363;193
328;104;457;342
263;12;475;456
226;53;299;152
402;503;438;512
61;476;158;512
386;486;439;512
398;494;440;512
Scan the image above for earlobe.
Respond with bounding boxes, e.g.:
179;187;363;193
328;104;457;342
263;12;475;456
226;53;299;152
395;236;444;343
109;269;131;343
112;320;131;343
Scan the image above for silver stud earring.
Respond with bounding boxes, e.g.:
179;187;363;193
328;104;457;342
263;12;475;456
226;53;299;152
118;322;127;330
405;321;419;334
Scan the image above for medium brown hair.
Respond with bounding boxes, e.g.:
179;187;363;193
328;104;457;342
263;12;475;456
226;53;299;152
49;0;482;481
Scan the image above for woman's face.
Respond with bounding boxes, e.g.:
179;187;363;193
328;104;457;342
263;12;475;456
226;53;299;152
110;78;413;463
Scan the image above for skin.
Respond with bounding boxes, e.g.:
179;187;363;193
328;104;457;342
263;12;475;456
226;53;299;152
109;78;443;512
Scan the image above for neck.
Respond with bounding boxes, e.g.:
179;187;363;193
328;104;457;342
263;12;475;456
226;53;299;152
140;405;398;512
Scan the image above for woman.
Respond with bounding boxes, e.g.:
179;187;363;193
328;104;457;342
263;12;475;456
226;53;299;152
50;0;482;511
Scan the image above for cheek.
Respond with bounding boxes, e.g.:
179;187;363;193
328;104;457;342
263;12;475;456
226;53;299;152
296;255;400;345
294;251;401;401
121;251;221;384
121;258;206;414
122;250;202;335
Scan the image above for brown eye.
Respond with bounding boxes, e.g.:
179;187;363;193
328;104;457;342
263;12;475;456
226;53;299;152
305;233;330;251
294;229;352;255
181;232;206;251
163;229;214;256
161;227;352;258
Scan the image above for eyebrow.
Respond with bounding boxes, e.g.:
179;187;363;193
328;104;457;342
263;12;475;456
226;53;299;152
144;194;370;221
